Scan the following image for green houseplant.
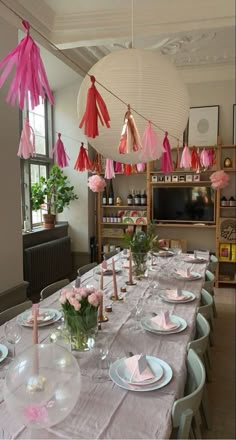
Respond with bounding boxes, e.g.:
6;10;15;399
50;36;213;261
31;165;78;228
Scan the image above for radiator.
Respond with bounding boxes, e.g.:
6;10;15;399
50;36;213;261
24;237;72;296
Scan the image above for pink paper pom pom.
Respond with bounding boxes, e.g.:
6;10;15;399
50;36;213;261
210;170;230;190
88;175;106;192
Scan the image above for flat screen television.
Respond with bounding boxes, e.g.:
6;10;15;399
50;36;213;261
152;186;215;224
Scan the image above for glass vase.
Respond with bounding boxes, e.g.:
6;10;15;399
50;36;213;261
132;252;148;279
64;310;98;352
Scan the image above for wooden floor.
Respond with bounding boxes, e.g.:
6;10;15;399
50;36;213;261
202;287;235;440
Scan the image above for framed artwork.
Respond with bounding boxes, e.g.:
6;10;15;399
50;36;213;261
233;104;236;144
187;105;220;146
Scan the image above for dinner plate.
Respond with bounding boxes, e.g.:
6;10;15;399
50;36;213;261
159;290;196;304
110;357;172;392
155;251;174;258
184;257;208;264
116;355;164;385
141;315;181;332
0;344;8;363
173;271;202;281
17;309;62;327
141;316;187;335
96;269;122;276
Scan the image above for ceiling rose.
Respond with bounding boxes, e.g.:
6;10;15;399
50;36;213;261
77;48;189;164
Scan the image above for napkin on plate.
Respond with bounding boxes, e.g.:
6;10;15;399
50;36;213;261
151;310;178;330
165;289;187;300
124;354;155;383
26;311;50;324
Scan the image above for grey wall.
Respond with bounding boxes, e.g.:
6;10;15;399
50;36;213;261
0;17;23;293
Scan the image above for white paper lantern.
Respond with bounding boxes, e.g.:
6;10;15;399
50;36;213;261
77;48;189;164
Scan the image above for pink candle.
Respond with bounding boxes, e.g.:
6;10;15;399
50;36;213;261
112;258;118;299
100;270;104;290
129;251;133;284
32;305;38;345
98;292;103;320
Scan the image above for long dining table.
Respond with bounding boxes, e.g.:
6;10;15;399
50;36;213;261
0;253;207;439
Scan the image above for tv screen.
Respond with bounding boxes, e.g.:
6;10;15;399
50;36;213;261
152;186;215;223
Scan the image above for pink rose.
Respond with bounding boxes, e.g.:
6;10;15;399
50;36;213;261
86;286;96;294
88;293;99;307
73;300;81;311
94;290;102;302
59;295;67;305
69;296;76;306
75;293;82;301
66;290;74;300
80;288;89;297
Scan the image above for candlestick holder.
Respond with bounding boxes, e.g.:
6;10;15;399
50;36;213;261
125;280;137;286
111;294;124;301
98;313;109;322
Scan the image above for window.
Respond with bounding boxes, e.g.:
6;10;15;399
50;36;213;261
21;99;53;229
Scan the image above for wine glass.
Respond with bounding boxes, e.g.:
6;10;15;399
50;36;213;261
4;321;22;358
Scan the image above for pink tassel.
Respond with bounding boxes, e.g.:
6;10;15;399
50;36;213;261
105;159;115;179
200;149;210;168
118;105;142;154
136;163;146;172
74;143;92;171
50;133;69;168
140;121;163;160
0;21;54;111
180;144;191;168
161;132;173;174
115;162;123;173
208;149;215;167
17;118;35;159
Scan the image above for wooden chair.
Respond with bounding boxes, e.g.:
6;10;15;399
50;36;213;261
203;270;217;318
40;278;70;300
198;289;214;346
171;349;206;439
77;262;97;277
103;251;118;261
187;313;212;430
0;300;32;326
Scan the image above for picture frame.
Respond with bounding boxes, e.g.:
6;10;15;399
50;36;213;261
193;175;200;182
172;175;179;182
187;105;220;146
165;176;171;182
186;175;193;182
233;104;236;144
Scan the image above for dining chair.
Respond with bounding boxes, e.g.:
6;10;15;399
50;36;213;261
207;255;218;274
77;262;98;277
0;300;32;326
40;278;70;300
203;270;217;318
103;250;118;261
187;313;212;430
171;349;206;439
198;288;214;347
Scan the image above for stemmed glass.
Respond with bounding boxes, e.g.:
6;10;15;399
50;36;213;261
4;321;22;358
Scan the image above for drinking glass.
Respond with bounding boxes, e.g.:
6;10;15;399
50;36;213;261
92;337;110;382
4;321;22;358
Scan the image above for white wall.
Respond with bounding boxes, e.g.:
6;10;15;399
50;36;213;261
53;80;90;253
0;18;23;292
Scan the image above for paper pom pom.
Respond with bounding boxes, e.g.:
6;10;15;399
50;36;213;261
210;170;230;190
88;175;106;192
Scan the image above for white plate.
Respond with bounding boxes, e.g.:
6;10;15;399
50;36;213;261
110;357;172;392
17;309;62;327
141;316;187;335
116;355;164;385
155;251;174;258
159;290;196;304
0;344;8;363
184;257;208;264
174;271;202;281
141;315;181;332
96;269;122;276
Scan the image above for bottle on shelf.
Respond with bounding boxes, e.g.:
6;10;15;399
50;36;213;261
134;190;141;206
229;196;236;207
141;190;147;206
108;180;114;205
127;191;133;206
220;196;229;207
102;187;107;205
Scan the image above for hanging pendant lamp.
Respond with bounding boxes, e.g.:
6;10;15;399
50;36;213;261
77;48;189;164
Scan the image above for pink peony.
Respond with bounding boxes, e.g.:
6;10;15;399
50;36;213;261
73;300;81;311
88;293;99;307
210;170;230;190
88;174;106;193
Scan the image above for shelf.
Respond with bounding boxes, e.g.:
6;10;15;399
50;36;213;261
220;206;236;208
100;172;146;176
218;279;236;284
218;240;236;244
102;205;147;209
222;168;236;172
220;144;236;148
153;223;216;228
219;260;236;263
151;181;211;185
150;170;214;175
102;222;147;226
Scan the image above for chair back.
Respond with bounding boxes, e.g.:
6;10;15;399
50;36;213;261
203;270;215;294
77;262;97;277
187;313;210;357
198;289;214;323
0;300;32;325
40;278;70;300
208;255;218;274
103;251;119;261
172;349;206;438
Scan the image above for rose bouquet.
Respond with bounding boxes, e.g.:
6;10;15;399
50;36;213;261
59;286;102;351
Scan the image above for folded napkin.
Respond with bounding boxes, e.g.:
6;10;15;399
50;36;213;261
175;268;192;278
102;261;108;269
151;311;177;330
124;354;155;383
165;289;187;300
27;312;48;324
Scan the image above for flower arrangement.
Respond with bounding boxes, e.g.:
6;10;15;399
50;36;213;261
59;286;102;351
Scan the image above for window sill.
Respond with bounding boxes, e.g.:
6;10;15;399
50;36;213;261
22;222;69;249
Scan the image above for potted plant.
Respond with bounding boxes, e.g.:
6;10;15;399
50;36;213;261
31;165;78;228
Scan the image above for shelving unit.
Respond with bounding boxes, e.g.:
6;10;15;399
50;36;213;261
215;144;236;287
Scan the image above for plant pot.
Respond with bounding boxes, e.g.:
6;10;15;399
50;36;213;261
43;213;56;229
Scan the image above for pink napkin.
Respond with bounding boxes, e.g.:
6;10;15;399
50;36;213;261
165;289;187;300
102;261;108;269
124;354;155;383
175;268;192;278
151;311;178;330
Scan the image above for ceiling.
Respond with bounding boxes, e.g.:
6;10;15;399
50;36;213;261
0;0;235;88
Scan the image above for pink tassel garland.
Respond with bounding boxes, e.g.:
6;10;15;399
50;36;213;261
105;159;115;179
74;143;92;171
79;76;110;138
140;121;163;160
118;105;142;154
115;162;123;173
161;132;173;174
180;144;191;168
17;118;35;159
0;21;54;110
200;148;210;168
50;134;70;168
